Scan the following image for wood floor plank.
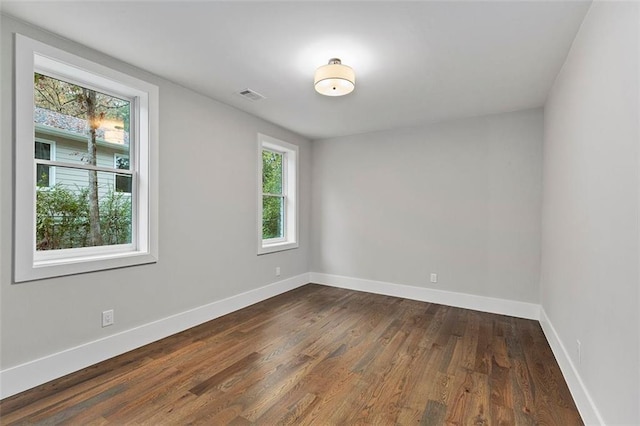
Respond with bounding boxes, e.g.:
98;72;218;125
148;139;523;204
464;371;490;425
189;352;262;396
474;317;494;375
0;284;583;425
276;392;317;425
420;399;447;426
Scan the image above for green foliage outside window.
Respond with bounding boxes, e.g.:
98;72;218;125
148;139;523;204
36;185;131;250
262;150;284;239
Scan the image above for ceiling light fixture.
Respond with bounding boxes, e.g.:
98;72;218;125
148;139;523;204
314;58;355;96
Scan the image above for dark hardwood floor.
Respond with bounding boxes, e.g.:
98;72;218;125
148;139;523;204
0;284;582;425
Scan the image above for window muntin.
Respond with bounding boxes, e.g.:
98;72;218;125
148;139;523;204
15;34;158;282
257;134;298;254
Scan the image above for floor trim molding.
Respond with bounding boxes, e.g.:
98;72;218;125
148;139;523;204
309;272;540;320
539;308;604;425
0;273;309;399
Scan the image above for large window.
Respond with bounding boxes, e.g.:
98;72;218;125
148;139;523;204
14;34;159;282
257;134;298;254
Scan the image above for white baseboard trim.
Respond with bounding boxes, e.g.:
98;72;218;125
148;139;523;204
309;272;540;320
539;308;604;426
0;273;309;399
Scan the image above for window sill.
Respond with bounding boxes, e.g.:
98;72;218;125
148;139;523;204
258;241;299;255
16;250;157;283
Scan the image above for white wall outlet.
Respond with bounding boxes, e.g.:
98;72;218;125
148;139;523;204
102;309;114;327
430;273;438;283
576;339;581;364
275;266;281;277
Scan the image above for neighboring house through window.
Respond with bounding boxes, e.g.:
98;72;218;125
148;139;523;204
257;134;298;254
14;34;159;282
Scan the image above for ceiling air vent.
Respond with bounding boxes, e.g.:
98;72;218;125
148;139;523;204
237;88;266;102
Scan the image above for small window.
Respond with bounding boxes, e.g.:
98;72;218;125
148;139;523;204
115;154;132;193
14;34;159;282
35;139;55;187
257;134;298;254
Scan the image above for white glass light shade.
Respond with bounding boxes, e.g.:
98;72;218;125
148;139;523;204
314;58;355;96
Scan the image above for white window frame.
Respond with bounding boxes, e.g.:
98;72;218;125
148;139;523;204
34;138;56;187
14;34;159;282
257;134;298;254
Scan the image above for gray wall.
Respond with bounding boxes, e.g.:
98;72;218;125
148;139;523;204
541;2;640;424
311;109;543;303
0;15;311;369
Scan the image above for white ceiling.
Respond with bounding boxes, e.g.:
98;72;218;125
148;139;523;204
2;1;591;140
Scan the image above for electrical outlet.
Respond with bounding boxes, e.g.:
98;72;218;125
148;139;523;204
576;339;581;364
430;273;438;283
275;266;281;277
102;309;114;327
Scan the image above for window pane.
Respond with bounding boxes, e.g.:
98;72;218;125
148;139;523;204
35;141;51;160
33;74;133;249
34;73;131;157
262;195;284;239
115;173;132;193
262;150;283;194
36;166;132;251
115;155;130;171
36;164;50;187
